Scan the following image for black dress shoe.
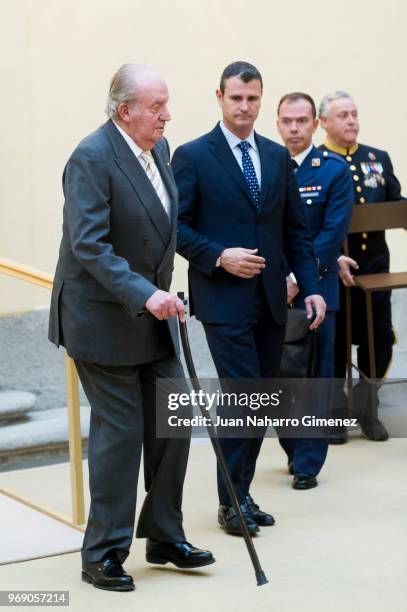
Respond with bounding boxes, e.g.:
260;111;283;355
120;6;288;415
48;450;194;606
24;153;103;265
330;429;349;444
359;417;389;441
241;495;275;526
218;504;259;536
82;558;135;591
146;539;215;569
288;460;294;475
292;475;318;490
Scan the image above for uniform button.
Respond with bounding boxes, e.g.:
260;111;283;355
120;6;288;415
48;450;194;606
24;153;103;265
359;197;365;203
362;232;368;239
356;186;362;193
350;165;357;171
306;199;312;205
361;244;367;251
346;155;352;162
353;175;359;181
323;151;328;157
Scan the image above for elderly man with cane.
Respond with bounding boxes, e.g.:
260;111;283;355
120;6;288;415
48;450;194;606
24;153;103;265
49;64;214;591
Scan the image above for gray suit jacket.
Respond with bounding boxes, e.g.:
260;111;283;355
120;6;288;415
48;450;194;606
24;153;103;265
48;119;179;365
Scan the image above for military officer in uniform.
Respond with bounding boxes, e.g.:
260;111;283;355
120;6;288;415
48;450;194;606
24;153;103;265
277;92;354;488
319;91;404;441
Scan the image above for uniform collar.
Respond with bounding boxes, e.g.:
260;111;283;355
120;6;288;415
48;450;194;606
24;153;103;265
324;138;358;156
292;143;314;168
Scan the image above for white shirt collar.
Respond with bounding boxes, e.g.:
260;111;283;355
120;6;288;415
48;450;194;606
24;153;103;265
113;121;145;158
219;121;258;152
292;143;314;168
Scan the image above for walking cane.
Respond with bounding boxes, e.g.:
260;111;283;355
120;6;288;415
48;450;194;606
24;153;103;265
176;295;268;587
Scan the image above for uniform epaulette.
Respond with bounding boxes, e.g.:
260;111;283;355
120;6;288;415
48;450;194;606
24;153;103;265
321;150;346;165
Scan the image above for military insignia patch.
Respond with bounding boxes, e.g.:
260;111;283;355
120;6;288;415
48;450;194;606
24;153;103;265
299;186;322;200
368;152;376;160
311;158;320;167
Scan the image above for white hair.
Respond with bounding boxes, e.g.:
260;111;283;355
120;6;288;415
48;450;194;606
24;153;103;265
319;91;354;118
105;63;158;120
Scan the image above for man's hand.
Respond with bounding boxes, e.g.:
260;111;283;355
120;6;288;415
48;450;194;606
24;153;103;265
338;255;359;287
220;248;265;279
286;275;299;304
304;294;326;330
145;290;186;322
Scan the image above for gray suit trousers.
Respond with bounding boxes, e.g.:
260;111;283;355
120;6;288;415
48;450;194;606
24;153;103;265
75;354;191;563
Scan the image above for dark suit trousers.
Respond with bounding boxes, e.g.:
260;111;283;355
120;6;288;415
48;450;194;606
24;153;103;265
75;355;191;563
203;281;286;505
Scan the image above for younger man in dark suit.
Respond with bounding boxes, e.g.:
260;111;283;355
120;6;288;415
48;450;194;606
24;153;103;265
173;62;326;535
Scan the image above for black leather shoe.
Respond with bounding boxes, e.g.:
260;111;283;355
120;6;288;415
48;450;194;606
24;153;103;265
146;539;215;569
292;475;318;490
288;460;294;475
241;495;275;526
359;417;389;441
330;429;349;444
218;504;259;536
82;558;135;591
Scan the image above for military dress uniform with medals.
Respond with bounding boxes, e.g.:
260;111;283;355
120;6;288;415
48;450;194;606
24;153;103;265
319;140;403;428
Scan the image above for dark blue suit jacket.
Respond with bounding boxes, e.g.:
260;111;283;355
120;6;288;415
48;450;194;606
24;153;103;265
172;124;320;325
293;146;354;311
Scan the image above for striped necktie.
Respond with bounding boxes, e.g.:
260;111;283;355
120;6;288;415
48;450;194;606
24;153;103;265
139;151;170;217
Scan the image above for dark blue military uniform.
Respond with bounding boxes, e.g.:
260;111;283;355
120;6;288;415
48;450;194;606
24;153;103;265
319;141;403;383
280;145;353;477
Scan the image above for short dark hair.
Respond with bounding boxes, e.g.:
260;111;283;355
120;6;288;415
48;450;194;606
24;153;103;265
277;92;317;119
219;61;263;94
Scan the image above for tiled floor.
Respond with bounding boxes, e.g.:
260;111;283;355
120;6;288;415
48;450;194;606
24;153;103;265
0;435;406;612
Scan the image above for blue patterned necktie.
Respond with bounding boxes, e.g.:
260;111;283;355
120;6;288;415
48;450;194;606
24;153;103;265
238;141;260;208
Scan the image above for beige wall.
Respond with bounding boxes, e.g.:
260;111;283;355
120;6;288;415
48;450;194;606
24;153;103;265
1;0;406;313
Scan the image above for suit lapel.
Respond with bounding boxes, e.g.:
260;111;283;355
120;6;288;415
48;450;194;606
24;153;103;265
256;134;278;211
152;144;179;275
103;121;171;246
208;125;254;206
151;145;178;234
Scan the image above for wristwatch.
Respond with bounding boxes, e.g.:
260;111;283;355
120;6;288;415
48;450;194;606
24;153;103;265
215;253;223;268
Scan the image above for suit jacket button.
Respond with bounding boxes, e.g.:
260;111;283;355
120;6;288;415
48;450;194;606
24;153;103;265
143;239;150;245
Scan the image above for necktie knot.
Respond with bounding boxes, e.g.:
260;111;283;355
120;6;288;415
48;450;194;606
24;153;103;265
140;151;153;168
238;141;250;153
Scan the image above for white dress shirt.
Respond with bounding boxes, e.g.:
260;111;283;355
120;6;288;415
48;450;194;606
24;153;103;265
219;121;261;187
113;121;171;216
292;143;313;168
